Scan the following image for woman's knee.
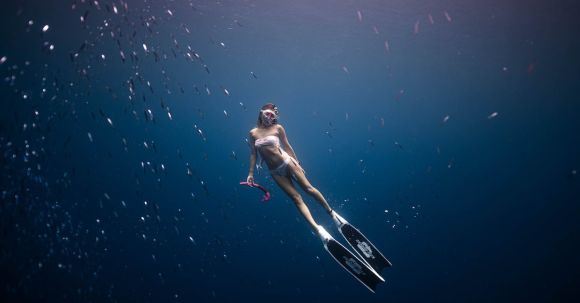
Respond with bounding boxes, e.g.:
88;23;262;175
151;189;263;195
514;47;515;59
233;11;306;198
305;186;318;196
289;193;303;203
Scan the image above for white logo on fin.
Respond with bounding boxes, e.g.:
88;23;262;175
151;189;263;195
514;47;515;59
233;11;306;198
356;240;375;259
343;256;364;275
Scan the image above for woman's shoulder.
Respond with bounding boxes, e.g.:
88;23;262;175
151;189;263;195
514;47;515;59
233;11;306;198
275;124;286;133
249;127;259;138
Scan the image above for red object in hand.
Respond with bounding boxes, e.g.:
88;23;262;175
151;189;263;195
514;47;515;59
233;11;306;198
239;182;271;202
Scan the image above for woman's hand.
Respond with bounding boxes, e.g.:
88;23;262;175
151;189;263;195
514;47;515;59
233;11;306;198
246;174;255;185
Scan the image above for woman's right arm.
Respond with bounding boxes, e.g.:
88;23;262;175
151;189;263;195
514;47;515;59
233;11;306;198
247;131;257;183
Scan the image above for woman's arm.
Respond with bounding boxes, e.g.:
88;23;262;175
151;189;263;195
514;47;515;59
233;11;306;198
248;131;257;181
278;125;299;162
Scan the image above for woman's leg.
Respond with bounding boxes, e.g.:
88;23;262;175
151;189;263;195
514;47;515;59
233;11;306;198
271;173;319;232
288;161;333;214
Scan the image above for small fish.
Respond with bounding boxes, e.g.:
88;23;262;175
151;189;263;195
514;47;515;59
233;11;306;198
444;11;452;22
147;81;154;93
357;10;362;22
42;24;49;32
145;109;154;121
442;115;450;123
395;89;405;101
414;20;420;34
384;40;390;52
487;112;499;119
250;71;257;79
428;13;434;24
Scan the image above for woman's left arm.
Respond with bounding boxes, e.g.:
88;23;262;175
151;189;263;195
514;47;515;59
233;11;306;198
278;125;299;162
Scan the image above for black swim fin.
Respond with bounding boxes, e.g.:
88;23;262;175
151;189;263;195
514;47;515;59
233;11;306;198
332;211;392;274
317;226;384;293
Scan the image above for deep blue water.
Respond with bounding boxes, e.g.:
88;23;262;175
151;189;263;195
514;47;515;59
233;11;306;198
1;0;579;302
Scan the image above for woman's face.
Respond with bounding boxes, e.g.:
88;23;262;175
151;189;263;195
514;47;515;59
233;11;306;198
261;109;278;126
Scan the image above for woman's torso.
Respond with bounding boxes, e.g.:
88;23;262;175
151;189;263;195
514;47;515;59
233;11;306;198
252;126;287;169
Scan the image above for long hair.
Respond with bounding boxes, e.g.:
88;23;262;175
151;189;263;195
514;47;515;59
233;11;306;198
256;103;279;127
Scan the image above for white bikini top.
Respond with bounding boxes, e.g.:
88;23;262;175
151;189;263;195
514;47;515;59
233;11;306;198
254;135;280;148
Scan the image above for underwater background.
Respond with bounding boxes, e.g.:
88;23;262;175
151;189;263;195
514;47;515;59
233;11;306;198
1;0;579;302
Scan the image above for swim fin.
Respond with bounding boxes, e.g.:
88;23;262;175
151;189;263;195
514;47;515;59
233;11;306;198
317;226;385;293
331;211;392;274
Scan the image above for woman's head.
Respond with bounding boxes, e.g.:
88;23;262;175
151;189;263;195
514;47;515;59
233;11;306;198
257;103;279;127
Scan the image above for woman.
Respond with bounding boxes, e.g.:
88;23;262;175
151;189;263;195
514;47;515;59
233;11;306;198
246;103;333;232
246;104;392;292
